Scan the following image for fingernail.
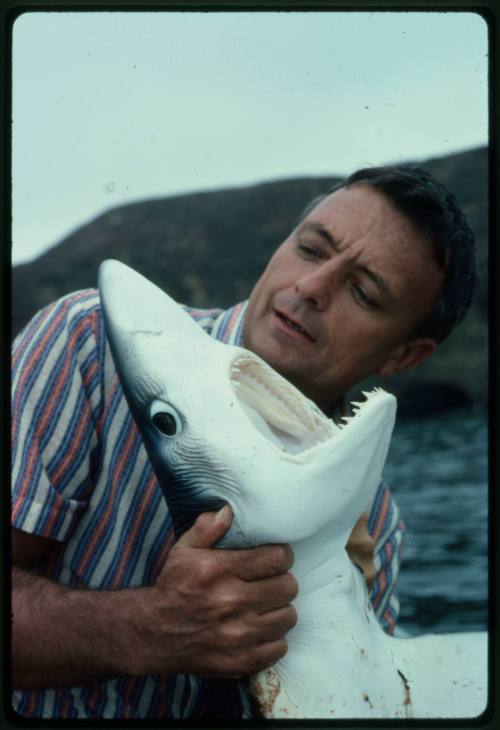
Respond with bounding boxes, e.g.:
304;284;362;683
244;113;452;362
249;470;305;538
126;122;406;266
214;504;232;523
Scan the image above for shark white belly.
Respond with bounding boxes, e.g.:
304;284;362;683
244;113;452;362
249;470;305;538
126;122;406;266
99;259;488;719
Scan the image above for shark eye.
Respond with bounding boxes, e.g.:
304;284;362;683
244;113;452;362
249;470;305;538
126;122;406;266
150;402;182;437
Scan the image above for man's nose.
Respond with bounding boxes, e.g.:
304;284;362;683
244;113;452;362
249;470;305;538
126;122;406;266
294;262;340;310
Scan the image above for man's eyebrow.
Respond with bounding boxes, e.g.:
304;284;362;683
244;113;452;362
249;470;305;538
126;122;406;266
299;221;395;301
300;222;341;250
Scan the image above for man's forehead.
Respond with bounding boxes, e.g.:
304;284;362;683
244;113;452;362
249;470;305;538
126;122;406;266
308;185;400;231
304;184;430;257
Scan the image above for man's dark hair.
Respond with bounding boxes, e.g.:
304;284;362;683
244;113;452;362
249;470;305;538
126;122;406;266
301;165;477;344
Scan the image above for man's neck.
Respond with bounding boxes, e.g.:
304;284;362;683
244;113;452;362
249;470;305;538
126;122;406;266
323;395;348;423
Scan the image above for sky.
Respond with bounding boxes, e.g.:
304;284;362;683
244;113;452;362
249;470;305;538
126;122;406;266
12;10;488;265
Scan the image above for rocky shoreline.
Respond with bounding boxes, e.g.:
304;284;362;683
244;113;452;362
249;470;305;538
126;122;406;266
12;146;488;415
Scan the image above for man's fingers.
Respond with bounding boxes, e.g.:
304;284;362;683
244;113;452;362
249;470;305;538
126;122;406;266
348;512;373;549
346;511;376;591
244;573;299;613
208;639;289;678
154;513;298;680
176;505;233;549
223;543;295;581
214;604;297;653
175;512;294;586
254;605;298;640
244;639;289;675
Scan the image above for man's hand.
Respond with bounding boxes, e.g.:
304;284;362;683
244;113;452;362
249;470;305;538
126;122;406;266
128;505;298;678
346;512;376;591
12;509;297;689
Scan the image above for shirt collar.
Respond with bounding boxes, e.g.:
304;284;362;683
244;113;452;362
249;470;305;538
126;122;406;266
211;301;248;346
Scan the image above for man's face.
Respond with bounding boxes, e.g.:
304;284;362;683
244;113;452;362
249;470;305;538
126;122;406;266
243;183;445;410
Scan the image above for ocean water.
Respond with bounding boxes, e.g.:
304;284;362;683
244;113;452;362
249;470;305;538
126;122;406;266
383;407;488;635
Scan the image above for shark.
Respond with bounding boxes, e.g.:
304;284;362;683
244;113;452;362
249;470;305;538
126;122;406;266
98;259;488;719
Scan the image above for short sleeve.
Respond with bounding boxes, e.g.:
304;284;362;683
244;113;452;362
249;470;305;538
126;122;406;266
11;290;104;542
368;481;405;634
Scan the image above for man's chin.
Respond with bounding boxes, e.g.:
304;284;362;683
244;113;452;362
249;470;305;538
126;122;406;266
258;352;314;396
245;323;320;392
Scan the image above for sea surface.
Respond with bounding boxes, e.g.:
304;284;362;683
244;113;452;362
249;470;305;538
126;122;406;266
383;407;488;635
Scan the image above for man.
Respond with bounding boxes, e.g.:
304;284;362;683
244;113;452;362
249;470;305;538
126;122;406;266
11;165;476;719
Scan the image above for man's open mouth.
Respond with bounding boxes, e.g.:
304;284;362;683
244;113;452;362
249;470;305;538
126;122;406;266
275;309;314;341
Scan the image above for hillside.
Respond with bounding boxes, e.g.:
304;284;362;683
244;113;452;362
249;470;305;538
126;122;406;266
12;146;488;414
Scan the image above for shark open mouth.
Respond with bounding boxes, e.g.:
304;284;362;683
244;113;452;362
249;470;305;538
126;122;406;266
230;354;338;454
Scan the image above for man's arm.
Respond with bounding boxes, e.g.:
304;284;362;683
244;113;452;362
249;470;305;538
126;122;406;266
367;481;405;633
12;507;298;690
11;295;298;692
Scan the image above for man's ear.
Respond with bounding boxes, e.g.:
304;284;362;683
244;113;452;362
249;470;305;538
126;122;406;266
378;338;438;377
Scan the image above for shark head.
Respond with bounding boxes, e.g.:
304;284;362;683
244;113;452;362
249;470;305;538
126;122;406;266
99;260;397;548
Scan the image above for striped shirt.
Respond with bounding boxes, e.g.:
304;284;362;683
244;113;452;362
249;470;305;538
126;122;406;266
11;289;404;719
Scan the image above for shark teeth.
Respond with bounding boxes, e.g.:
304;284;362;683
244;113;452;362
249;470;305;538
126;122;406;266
343;388;386;425
230;354;338;450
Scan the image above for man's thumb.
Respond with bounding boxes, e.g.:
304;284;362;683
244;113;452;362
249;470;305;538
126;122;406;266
177;504;233;549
